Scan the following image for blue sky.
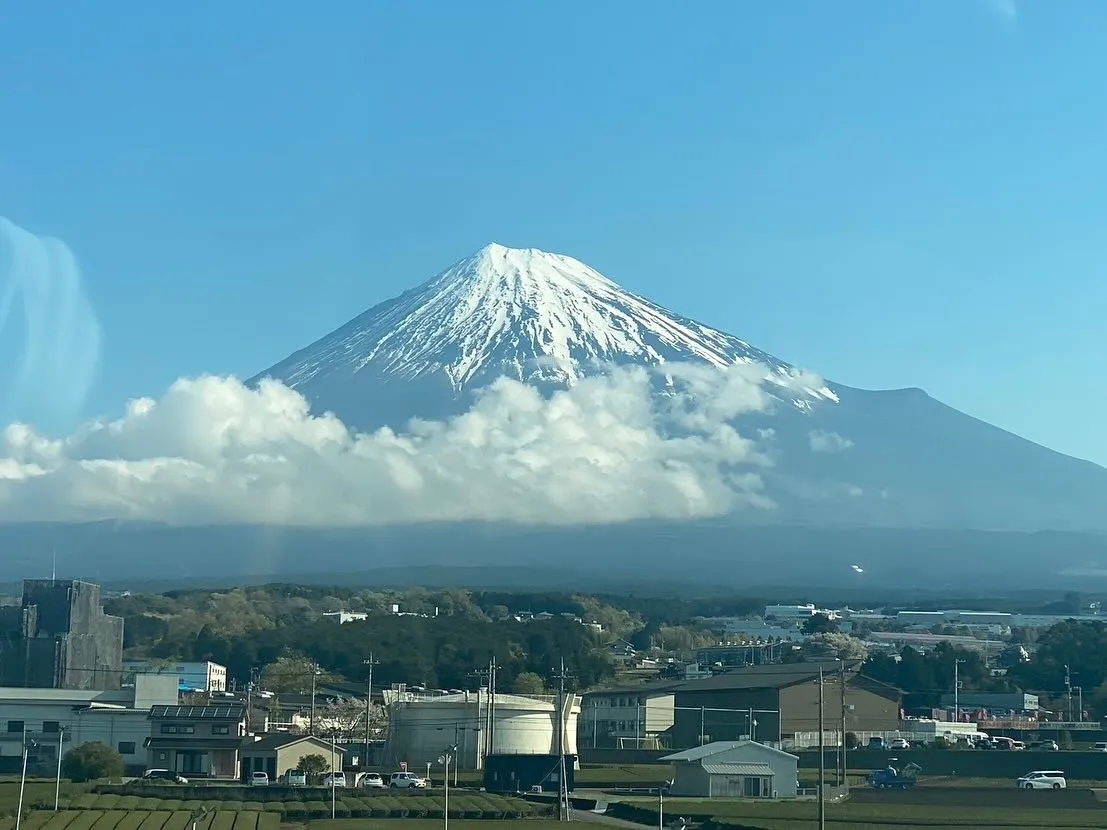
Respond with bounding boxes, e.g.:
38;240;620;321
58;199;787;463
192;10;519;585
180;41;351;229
2;0;1106;463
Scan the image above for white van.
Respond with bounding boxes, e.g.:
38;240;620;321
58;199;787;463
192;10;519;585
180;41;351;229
1016;770;1066;789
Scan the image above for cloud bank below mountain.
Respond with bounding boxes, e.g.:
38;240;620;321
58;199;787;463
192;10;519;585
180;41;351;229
0;362;830;527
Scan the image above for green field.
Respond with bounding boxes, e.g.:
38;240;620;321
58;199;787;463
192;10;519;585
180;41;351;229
614;797;1107;830
0;781;92;815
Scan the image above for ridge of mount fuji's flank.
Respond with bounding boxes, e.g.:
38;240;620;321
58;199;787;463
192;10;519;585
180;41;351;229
256;243;839;410
253;244;1107;535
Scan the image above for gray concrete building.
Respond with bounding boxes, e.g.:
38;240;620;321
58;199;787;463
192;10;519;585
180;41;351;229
0;580;124;690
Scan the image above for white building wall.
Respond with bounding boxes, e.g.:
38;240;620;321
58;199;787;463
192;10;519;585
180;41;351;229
0;698;151;770
124;661;227;692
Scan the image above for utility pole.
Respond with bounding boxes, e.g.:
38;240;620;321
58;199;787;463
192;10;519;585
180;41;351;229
489;658;498;757
818;670;825;830
364;654;380;767
469;664;492;769
953;659;965;724
551;658;574;822
310;662;320;737
839;660;847;790
1065;665;1073;722
453;723;460;784
245;670;254;731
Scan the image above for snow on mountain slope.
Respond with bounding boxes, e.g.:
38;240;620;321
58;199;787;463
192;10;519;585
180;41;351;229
258;243;838;411
252;242;1107;533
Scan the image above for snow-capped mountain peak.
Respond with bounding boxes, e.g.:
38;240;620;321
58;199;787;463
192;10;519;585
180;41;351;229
258;243;839;406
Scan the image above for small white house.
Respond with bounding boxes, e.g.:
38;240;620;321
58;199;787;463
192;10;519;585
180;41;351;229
661;740;799;799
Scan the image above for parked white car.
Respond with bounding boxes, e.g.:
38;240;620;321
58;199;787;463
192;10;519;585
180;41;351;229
390;771;427;789
249;772;269;787
322;772;348;788
359;772;386;789
1016;770;1066;789
889;738;910;750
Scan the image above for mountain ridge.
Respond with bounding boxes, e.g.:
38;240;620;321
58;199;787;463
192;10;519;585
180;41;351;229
252;243;1107;534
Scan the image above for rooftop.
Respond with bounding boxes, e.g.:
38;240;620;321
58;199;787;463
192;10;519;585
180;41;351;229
242;734;348;753
588;660;903;699
661;740;798;763
149;704;246;720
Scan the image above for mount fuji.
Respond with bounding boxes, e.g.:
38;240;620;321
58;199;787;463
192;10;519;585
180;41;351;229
253;243;1107;535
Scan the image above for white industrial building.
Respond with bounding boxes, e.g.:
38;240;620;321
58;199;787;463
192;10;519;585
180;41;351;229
0;674;178;773
383;688;580;771
661;740;799;799
123;660;227;693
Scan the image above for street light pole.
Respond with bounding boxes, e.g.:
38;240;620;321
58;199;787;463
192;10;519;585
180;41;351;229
16;729;32;830
817;670;825;830
330;733;337;820
54;727;64;811
443;745;456;830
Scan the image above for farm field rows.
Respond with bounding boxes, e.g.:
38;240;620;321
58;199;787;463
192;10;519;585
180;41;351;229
60;793;548;821
0;812;279;830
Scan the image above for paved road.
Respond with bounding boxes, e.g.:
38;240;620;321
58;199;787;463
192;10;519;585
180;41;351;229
571;811;648;828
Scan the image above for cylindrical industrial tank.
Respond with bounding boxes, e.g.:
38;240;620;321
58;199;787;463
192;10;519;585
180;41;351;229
383;688;580;771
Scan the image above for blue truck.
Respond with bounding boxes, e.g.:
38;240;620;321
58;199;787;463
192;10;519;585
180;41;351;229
866;762;920;789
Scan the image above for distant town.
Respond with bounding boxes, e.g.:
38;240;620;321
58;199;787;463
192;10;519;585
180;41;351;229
2;576;1105;794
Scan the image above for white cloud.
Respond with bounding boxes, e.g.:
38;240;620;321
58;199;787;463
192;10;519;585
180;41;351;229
809;429;854;453
0;362;825;527
0;218;102;430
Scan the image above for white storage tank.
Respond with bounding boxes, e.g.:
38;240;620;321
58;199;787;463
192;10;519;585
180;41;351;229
383;688;580;771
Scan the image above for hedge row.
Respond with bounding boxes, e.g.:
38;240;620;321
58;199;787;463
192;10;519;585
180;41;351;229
62;794;551;821
94;784;468;803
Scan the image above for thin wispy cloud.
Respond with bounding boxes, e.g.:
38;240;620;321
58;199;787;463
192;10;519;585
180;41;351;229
982;0;1018;24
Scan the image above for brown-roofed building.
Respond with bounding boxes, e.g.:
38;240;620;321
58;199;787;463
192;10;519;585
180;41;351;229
145;703;247;779
670;661;900;747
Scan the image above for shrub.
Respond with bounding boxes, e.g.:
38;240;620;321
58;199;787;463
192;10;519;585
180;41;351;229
63;743;125;783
